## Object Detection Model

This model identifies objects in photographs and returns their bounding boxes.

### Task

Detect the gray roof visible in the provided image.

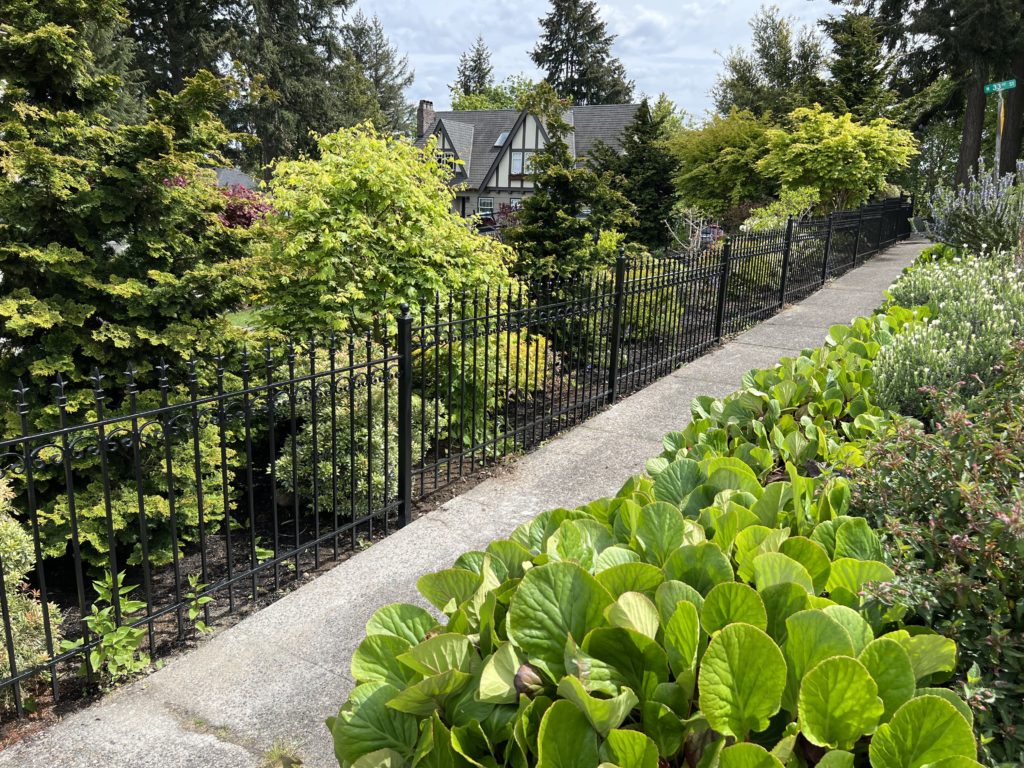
[416,103,639,191]
[215,167,257,189]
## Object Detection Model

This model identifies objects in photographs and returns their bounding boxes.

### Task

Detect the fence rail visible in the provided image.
[0,198,913,715]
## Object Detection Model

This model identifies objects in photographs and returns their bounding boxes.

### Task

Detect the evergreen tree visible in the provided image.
[589,99,679,250]
[453,36,494,97]
[226,0,381,168]
[504,84,635,278]
[126,0,226,93]
[821,11,890,120]
[713,5,827,118]
[530,0,634,105]
[343,11,415,132]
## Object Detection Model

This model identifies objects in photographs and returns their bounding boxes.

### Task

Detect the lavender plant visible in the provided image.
[925,161,1024,257]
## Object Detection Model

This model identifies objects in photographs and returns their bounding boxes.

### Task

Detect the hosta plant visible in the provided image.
[328,452,979,768]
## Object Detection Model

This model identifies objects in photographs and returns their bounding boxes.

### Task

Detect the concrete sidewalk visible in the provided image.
[0,240,924,768]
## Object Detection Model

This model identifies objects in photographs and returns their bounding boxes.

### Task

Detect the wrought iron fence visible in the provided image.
[0,198,913,716]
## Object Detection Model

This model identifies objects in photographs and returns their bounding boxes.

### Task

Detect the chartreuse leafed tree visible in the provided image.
[758,106,918,211]
[504,84,635,278]
[451,74,538,111]
[530,0,634,105]
[251,124,513,336]
[453,36,495,98]
[589,99,680,250]
[0,0,251,567]
[713,5,828,119]
[343,11,415,132]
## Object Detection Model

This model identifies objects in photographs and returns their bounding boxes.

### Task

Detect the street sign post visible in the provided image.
[985,79,1017,173]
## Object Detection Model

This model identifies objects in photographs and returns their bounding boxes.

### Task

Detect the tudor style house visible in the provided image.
[414,99,639,218]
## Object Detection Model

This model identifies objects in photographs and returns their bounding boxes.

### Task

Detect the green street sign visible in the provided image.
[985,79,1017,94]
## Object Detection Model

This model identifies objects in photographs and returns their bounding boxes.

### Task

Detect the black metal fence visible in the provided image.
[0,198,912,715]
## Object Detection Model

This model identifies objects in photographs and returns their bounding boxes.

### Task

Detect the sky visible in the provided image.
[353,0,836,116]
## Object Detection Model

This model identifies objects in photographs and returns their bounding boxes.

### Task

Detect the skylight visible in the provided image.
[494,131,509,147]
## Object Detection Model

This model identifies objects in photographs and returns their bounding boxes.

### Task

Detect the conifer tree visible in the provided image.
[126,0,226,93]
[821,11,890,120]
[453,36,495,97]
[343,11,415,132]
[530,0,634,105]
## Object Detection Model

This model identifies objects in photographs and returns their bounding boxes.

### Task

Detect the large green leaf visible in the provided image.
[386,669,473,716]
[797,656,883,750]
[418,568,482,613]
[815,751,854,768]
[655,580,704,623]
[701,582,767,633]
[833,518,882,561]
[704,457,764,497]
[641,700,686,757]
[537,699,600,768]
[752,552,815,595]
[605,592,660,640]
[351,748,407,768]
[329,682,420,765]
[509,562,614,680]
[635,502,686,566]
[652,458,705,505]
[719,743,784,768]
[594,546,641,573]
[596,562,664,598]
[664,542,734,595]
[825,558,894,595]
[399,633,476,676]
[735,526,786,582]
[896,632,957,683]
[820,605,873,655]
[697,623,787,739]
[600,729,659,768]
[351,634,418,686]
[663,600,700,677]
[782,610,855,711]
[778,537,831,594]
[915,688,974,728]
[584,627,669,703]
[485,540,534,580]
[563,637,627,696]
[365,603,440,645]
[413,712,462,768]
[556,675,638,737]
[759,582,810,644]
[547,519,614,571]
[868,695,977,768]
[478,642,523,704]
[858,638,915,721]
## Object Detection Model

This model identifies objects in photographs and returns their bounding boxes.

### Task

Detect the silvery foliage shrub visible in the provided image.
[873,256,1024,416]
[925,161,1024,257]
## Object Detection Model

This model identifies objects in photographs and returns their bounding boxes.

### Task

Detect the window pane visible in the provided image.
[510,151,523,175]
[478,198,494,214]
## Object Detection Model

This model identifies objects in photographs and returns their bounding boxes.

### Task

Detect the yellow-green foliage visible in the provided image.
[252,124,514,336]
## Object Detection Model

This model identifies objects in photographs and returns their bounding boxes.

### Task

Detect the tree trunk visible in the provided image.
[956,65,988,184]
[999,53,1024,175]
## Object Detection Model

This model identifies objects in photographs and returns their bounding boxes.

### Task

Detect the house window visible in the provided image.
[510,150,534,177]
[495,131,509,147]
[478,197,494,215]
[436,150,457,169]
[509,198,522,210]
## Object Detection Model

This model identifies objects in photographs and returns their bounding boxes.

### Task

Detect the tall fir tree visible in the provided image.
[821,11,890,120]
[453,36,494,97]
[126,0,226,93]
[588,99,679,250]
[713,5,827,118]
[530,0,634,105]
[226,0,381,169]
[343,11,415,132]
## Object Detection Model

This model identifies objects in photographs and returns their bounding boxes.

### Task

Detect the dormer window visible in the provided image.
[510,150,535,177]
[436,150,458,170]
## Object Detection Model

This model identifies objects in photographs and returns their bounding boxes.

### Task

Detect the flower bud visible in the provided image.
[513,663,545,698]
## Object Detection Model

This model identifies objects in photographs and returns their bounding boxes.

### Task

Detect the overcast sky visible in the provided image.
[352,0,835,116]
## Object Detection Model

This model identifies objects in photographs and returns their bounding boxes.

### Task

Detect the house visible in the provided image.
[414,99,639,218]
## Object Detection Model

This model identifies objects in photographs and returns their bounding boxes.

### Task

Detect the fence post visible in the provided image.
[874,207,884,253]
[853,208,865,267]
[714,237,732,343]
[820,213,835,285]
[778,215,794,310]
[607,247,627,405]
[397,304,413,527]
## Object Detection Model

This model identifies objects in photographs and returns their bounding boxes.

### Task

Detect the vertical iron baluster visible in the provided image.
[186,361,211,626]
[715,238,732,343]
[155,364,185,639]
[432,296,441,491]
[511,286,524,451]
[381,331,391,533]
[469,289,480,468]
[329,336,339,558]
[607,248,627,405]
[364,332,374,539]
[125,367,155,658]
[445,295,454,485]
[458,293,468,476]
[481,289,491,462]
[0,541,22,715]
[264,346,281,590]
[492,286,502,459]
[347,338,357,549]
[501,286,513,456]
[287,343,301,575]
[90,371,121,626]
[821,215,835,284]
[214,359,234,613]
[15,381,58,701]
[397,305,413,528]
[241,349,258,600]
[308,339,320,570]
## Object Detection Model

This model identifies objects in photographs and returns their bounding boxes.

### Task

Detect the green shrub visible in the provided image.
[873,257,1024,417]
[850,346,1024,766]
[742,186,820,232]
[925,164,1024,257]
[0,479,60,709]
[328,453,978,767]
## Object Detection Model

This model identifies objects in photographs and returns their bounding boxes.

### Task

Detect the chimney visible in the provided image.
[417,99,435,138]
